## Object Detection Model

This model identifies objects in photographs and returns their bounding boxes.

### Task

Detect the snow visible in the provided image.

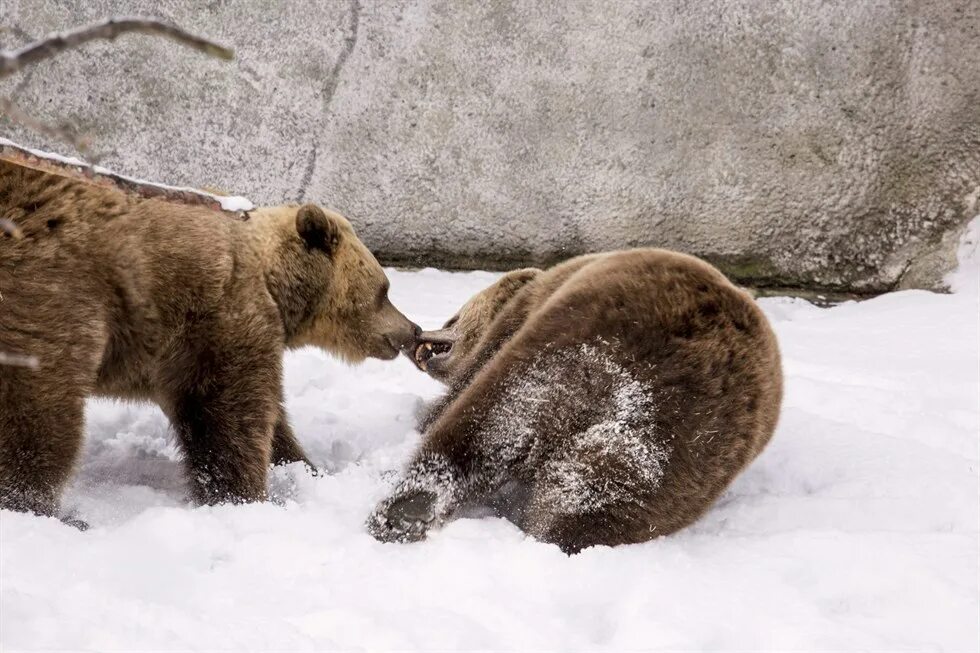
[0,137,255,213]
[213,194,255,213]
[2,247,979,650]
[948,214,980,295]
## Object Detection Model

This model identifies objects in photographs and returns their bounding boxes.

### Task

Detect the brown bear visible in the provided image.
[367,249,782,553]
[0,158,419,522]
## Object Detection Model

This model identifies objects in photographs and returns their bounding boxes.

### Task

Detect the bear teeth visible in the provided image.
[414,342,431,369]
[414,341,450,372]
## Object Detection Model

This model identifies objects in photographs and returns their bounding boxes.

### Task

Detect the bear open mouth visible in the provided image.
[414,340,452,371]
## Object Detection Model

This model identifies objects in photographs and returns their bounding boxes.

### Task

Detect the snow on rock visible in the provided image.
[1,266,978,651]
[0,136,90,168]
[0,137,255,213]
[213,194,255,213]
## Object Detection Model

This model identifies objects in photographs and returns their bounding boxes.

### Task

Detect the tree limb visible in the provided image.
[0,217,23,239]
[0,351,39,369]
[0,16,233,79]
[0,97,94,157]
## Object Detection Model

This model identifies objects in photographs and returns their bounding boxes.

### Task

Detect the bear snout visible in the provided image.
[382,317,420,358]
[371,296,420,359]
[384,327,416,354]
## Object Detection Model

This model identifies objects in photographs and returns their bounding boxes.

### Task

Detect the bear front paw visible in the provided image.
[367,490,439,543]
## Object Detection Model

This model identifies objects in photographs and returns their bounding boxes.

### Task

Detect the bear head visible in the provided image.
[411,267,541,383]
[259,204,419,362]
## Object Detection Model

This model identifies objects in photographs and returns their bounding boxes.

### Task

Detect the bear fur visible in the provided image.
[368,249,782,553]
[0,159,418,520]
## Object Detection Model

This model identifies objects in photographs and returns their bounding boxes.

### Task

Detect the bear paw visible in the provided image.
[60,514,89,531]
[367,490,439,543]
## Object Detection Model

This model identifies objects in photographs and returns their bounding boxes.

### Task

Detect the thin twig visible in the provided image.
[0,16,233,78]
[0,97,94,158]
[0,217,23,239]
[0,351,39,369]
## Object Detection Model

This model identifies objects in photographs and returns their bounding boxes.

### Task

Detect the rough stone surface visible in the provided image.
[2,0,978,292]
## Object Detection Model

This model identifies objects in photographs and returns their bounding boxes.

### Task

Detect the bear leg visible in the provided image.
[166,372,280,505]
[520,432,667,554]
[366,453,466,543]
[159,320,287,505]
[0,376,85,518]
[524,507,627,555]
[270,406,315,472]
[174,417,273,504]
[521,483,653,554]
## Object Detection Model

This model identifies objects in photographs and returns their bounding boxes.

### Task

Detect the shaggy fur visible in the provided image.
[0,159,417,519]
[368,250,782,553]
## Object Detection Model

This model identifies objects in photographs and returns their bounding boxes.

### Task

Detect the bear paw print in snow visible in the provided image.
[367,490,440,543]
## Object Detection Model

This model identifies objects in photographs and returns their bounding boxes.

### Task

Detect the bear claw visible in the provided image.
[60,515,89,531]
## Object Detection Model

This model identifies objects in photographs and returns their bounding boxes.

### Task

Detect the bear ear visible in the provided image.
[296,204,340,254]
[502,268,541,291]
[492,268,540,304]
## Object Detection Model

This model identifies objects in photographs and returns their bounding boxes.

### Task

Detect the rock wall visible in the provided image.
[2,0,978,292]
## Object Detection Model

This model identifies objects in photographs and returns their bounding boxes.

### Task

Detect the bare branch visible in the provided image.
[0,16,233,79]
[0,351,39,369]
[0,97,95,158]
[0,17,232,156]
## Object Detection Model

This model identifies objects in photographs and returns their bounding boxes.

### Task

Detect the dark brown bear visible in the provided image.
[0,158,418,521]
[367,250,782,553]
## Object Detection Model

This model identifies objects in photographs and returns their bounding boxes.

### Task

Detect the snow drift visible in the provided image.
[1,228,978,650]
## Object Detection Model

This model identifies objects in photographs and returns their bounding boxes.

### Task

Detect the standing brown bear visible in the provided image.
[0,158,418,521]
[368,250,782,553]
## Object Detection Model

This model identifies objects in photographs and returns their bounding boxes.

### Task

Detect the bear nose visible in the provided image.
[404,323,422,350]
[388,322,420,353]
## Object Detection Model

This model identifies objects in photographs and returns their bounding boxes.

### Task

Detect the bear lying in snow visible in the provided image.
[0,158,418,521]
[368,249,783,553]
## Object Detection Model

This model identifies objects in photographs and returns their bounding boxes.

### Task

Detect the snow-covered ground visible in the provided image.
[2,229,978,651]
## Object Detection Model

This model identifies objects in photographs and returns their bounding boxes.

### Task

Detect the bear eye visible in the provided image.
[443,315,459,329]
[377,281,390,307]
